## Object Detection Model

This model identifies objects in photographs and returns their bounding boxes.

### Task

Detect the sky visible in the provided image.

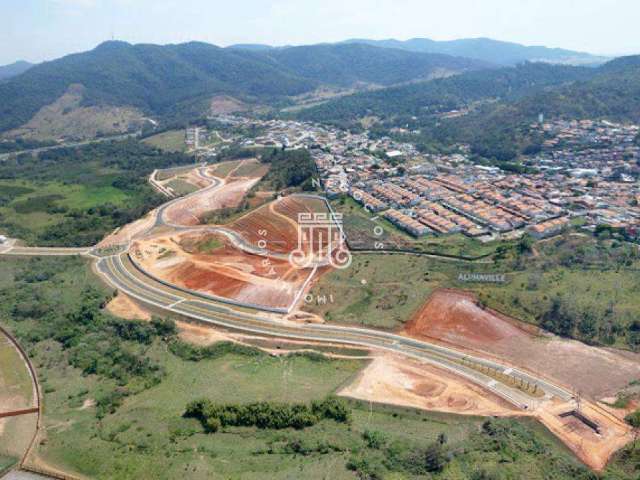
[1,0,639,64]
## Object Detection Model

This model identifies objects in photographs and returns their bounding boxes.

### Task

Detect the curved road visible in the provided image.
[2,162,576,412]
[95,252,574,410]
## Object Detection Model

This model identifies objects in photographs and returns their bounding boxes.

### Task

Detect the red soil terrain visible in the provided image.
[404,289,640,400]
[132,232,313,311]
[231,196,333,256]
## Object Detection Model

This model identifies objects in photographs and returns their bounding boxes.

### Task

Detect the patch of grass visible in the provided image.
[305,253,456,329]
[210,159,245,177]
[0,333,34,406]
[0,455,17,474]
[142,130,186,152]
[165,178,198,196]
[195,236,224,254]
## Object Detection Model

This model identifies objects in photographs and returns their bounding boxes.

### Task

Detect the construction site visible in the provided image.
[123,161,639,471]
[4,158,636,475]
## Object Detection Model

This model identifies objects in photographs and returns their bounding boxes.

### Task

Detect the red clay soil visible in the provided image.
[133,232,312,310]
[230,196,332,255]
[170,247,309,309]
[404,289,640,400]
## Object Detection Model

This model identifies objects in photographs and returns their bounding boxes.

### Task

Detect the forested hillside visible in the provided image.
[0,41,488,135]
[0,41,315,133]
[341,37,606,66]
[297,62,596,123]
[257,43,490,87]
[298,56,640,161]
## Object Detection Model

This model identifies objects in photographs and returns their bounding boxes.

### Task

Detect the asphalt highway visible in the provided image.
[1,162,576,412]
[96,252,575,410]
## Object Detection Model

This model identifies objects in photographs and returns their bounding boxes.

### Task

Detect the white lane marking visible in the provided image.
[168,299,185,309]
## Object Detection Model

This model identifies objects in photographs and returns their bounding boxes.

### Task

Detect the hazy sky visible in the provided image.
[2,0,638,64]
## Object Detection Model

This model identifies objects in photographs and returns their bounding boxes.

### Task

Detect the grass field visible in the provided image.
[210,159,246,178]
[142,130,186,152]
[0,455,17,474]
[0,334,34,408]
[165,178,199,196]
[306,253,486,329]
[0,256,626,479]
[0,176,134,244]
[0,328,36,461]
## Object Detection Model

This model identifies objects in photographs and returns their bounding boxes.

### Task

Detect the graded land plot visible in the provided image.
[231,158,270,178]
[130,231,313,310]
[163,171,263,227]
[404,289,640,401]
[230,195,333,255]
[142,130,186,152]
[208,159,246,178]
[340,354,520,417]
[164,178,199,196]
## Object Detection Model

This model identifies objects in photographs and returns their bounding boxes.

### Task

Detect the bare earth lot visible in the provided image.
[404,289,640,400]
[131,231,313,310]
[340,353,520,417]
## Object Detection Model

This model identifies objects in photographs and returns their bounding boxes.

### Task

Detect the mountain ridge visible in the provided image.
[0,40,488,134]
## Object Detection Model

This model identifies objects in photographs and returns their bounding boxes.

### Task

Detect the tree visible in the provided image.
[625,410,640,428]
[517,233,534,254]
[423,443,447,473]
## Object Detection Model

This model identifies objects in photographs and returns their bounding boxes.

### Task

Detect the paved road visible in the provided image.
[0,133,139,161]
[0,246,91,256]
[96,252,574,410]
[2,161,576,412]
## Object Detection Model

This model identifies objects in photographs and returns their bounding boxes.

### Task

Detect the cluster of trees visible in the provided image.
[537,293,636,347]
[0,257,181,416]
[259,147,318,191]
[168,339,264,362]
[0,138,55,154]
[345,417,595,480]
[0,139,195,246]
[184,396,350,432]
[298,56,640,163]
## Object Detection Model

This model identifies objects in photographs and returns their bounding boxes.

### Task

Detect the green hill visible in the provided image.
[0,41,488,135]
[341,37,608,66]
[297,62,597,123]
[297,56,640,161]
